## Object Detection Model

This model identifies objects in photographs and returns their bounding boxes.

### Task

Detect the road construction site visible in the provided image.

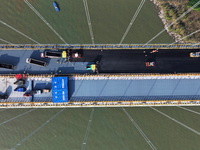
[1,44,200,74]
[0,44,200,107]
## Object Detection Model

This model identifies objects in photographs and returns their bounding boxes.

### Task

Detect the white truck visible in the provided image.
[26,58,47,67]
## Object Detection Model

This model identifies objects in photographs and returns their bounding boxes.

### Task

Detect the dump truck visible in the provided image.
[41,51,62,58]
[86,64,96,71]
[86,63,99,73]
[190,52,200,57]
[26,58,47,67]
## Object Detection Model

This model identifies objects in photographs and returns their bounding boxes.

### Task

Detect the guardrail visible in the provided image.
[70,73,200,79]
[0,100,200,108]
[3,73,200,78]
[0,74,55,78]
[0,44,200,50]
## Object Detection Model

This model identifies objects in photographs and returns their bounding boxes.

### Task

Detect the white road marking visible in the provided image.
[122,107,157,150]
[119,0,145,44]
[144,0,200,45]
[24,0,68,45]
[82,0,95,44]
[0,38,13,44]
[11,109,64,150]
[178,106,200,116]
[150,107,200,135]
[81,108,94,150]
[0,109,36,126]
[0,20,40,44]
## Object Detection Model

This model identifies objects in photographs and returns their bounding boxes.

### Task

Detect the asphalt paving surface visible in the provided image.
[70,49,200,73]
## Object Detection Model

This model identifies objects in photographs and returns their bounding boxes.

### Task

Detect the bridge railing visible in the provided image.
[0,44,200,50]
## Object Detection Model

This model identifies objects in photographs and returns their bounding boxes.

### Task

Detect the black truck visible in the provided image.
[41,51,62,58]
[0,94,8,99]
[0,63,14,70]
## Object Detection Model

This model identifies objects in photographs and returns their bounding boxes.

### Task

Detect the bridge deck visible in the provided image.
[0,48,200,74]
[71,49,200,73]
[69,77,200,101]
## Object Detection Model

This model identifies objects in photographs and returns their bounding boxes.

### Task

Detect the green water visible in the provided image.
[1,1,197,150]
[0,107,200,150]
[0,0,173,44]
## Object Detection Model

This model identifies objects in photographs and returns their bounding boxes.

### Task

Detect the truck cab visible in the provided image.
[86,64,96,71]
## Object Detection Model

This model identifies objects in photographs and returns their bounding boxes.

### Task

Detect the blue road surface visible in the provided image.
[0,50,89,74]
[69,79,200,101]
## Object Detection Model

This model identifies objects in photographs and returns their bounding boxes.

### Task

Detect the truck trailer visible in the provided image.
[26,58,47,67]
[41,51,62,58]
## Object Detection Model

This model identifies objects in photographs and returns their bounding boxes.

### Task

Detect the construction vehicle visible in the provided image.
[86,64,96,71]
[86,61,99,73]
[72,52,82,58]
[86,63,99,73]
[150,49,158,53]
[26,58,47,67]
[0,63,15,70]
[190,52,200,57]
[0,94,8,99]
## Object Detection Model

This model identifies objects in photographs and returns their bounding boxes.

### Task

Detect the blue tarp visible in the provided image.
[52,77,68,103]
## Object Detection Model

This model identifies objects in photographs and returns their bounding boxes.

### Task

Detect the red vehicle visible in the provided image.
[146,62,155,67]
[23,93,31,97]
[15,74,26,80]
[72,52,81,58]
[150,49,158,53]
